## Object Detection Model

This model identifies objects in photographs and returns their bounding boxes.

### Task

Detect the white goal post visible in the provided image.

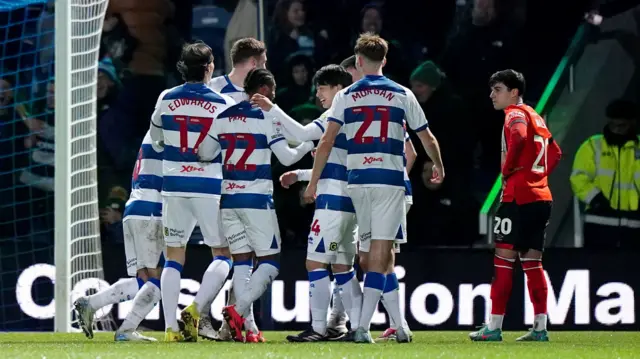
[54,0,111,332]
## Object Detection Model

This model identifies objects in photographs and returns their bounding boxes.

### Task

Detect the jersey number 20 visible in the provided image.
[352,106,390,143]
[532,135,548,174]
[219,133,257,171]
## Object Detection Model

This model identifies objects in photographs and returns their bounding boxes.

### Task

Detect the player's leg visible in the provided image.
[516,201,552,342]
[224,207,280,343]
[329,214,361,339]
[220,208,254,342]
[115,219,164,341]
[287,209,336,342]
[161,197,196,341]
[357,188,404,343]
[379,202,411,343]
[182,196,232,341]
[469,203,519,342]
[74,218,147,339]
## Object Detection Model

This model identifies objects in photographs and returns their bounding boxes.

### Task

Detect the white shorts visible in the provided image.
[306,208,357,266]
[162,196,226,248]
[123,218,164,276]
[359,200,410,253]
[221,207,281,257]
[348,186,405,249]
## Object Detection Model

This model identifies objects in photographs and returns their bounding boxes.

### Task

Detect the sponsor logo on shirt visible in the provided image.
[363,156,383,165]
[225,182,246,191]
[181,165,204,173]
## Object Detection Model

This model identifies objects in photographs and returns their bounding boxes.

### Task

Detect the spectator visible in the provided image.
[99,13,137,71]
[97,58,122,116]
[275,53,314,112]
[409,61,474,192]
[351,3,410,82]
[0,76,29,240]
[570,99,640,249]
[100,186,127,243]
[268,0,330,81]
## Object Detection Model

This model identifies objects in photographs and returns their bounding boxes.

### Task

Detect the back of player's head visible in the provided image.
[244,68,276,96]
[354,33,388,63]
[177,41,213,82]
[489,69,526,97]
[313,65,352,89]
[340,55,356,70]
[230,38,267,66]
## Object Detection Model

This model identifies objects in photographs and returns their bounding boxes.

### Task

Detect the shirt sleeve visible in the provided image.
[404,90,428,132]
[270,140,314,166]
[267,105,324,141]
[265,115,287,147]
[324,91,346,127]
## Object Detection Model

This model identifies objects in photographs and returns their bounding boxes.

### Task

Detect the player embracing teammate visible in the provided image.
[470,70,562,342]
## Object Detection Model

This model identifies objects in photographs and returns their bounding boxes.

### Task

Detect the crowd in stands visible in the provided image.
[0,0,604,249]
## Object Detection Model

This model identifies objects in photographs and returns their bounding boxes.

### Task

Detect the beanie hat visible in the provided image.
[410,61,444,88]
[98,57,122,88]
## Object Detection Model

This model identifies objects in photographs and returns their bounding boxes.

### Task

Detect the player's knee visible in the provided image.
[212,246,231,259]
[165,246,186,264]
[232,252,253,263]
[494,247,518,260]
[332,263,351,274]
[136,269,149,282]
[306,259,327,272]
[520,248,543,261]
[358,254,369,273]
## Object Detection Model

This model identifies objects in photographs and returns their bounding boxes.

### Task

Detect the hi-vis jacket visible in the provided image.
[570,134,640,212]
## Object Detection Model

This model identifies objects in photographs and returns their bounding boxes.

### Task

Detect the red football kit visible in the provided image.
[500,104,562,204]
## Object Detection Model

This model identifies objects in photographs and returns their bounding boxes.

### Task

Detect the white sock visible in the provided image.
[119,278,161,332]
[193,256,232,315]
[534,314,547,331]
[488,314,504,331]
[88,277,141,310]
[218,283,235,333]
[235,261,279,326]
[335,270,362,329]
[231,260,257,332]
[161,261,182,331]
[360,272,386,330]
[381,273,405,330]
[308,269,331,335]
[330,284,345,317]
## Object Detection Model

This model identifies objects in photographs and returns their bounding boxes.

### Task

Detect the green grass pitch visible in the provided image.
[0,331,639,358]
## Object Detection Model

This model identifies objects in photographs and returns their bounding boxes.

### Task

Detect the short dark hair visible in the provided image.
[230,38,266,65]
[606,99,638,120]
[313,65,352,89]
[176,41,213,82]
[244,68,276,95]
[340,55,356,69]
[489,69,526,97]
[354,33,388,63]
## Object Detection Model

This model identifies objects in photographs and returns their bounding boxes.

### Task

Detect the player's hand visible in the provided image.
[431,165,444,184]
[303,182,317,204]
[100,207,122,225]
[250,93,273,112]
[280,171,298,189]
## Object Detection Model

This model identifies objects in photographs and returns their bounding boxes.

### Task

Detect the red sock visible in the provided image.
[522,259,548,314]
[490,255,514,315]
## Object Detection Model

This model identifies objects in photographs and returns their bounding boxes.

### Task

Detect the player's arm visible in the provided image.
[280,169,312,189]
[405,91,444,182]
[197,134,221,162]
[501,112,528,178]
[149,91,167,152]
[270,138,314,166]
[405,135,417,174]
[547,138,562,174]
[253,93,324,142]
[308,121,340,188]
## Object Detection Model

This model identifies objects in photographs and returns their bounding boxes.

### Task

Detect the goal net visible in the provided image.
[0,0,114,332]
